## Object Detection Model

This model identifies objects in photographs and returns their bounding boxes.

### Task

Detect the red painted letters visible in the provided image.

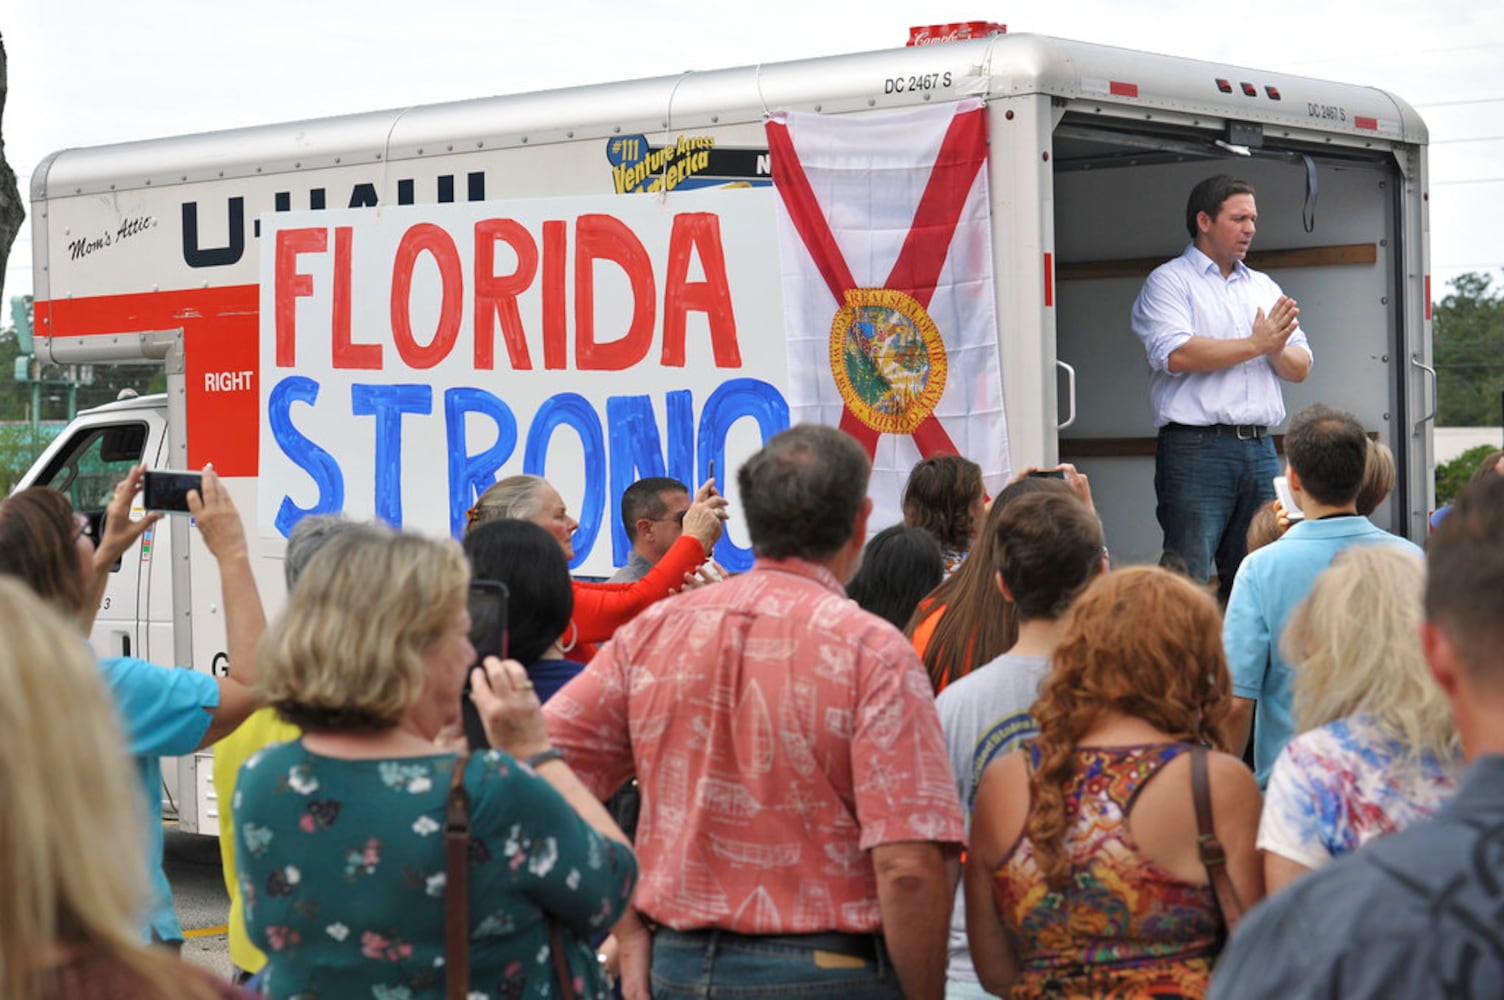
[662,213,740,368]
[273,212,741,374]
[390,224,464,369]
[274,228,327,367]
[574,214,655,371]
[474,219,538,370]
[331,226,381,369]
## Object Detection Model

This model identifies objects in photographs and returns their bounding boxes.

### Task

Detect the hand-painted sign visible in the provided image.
[258,190,789,575]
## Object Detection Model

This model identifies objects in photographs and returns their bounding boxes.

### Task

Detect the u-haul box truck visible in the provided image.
[19,31,1432,834]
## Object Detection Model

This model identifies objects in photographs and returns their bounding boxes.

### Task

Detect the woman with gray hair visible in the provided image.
[235,528,637,998]
[467,473,727,659]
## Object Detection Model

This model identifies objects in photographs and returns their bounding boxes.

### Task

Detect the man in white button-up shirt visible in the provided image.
[1131,175,1313,603]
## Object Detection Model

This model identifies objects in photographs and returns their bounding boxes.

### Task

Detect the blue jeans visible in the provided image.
[651,928,902,999]
[1155,425,1278,604]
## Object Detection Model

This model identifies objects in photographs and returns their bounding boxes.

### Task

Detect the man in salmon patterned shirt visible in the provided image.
[544,424,966,1000]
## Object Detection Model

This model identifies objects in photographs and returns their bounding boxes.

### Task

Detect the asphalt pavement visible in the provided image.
[164,827,236,982]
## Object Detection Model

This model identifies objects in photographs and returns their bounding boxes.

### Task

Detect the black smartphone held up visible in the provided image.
[142,470,203,513]
[1028,469,1066,480]
[461,579,509,751]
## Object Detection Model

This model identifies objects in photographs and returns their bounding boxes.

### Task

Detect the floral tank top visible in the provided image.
[991,743,1221,999]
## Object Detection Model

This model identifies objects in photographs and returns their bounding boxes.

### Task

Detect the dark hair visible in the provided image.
[620,477,689,542]
[902,454,984,552]
[739,424,871,561]
[1186,175,1256,240]
[1284,404,1368,506]
[461,519,575,667]
[1425,475,1504,682]
[0,487,90,625]
[906,476,1074,691]
[846,525,945,630]
[996,492,1103,621]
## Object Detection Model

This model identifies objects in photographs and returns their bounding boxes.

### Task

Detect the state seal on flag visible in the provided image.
[828,287,948,435]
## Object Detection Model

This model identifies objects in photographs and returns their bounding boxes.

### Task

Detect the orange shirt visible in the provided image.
[568,534,708,660]
[911,600,945,664]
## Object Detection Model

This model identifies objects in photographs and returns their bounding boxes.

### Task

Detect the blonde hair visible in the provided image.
[258,530,469,731]
[466,475,547,534]
[1355,439,1396,516]
[0,579,218,1000]
[1283,545,1458,765]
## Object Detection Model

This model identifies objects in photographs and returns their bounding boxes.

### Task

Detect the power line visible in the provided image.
[1431,136,1504,145]
[1415,96,1504,108]
[1281,41,1504,68]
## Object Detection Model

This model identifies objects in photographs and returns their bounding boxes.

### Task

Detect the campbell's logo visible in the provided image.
[906,21,1005,46]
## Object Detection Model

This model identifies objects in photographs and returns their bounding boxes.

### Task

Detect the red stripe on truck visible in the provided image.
[1109,81,1140,98]
[37,286,262,477]
[1354,116,1378,131]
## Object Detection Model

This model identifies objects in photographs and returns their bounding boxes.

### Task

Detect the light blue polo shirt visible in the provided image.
[1222,517,1421,786]
[99,655,220,942]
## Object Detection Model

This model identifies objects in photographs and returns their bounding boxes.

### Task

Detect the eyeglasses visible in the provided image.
[653,510,688,526]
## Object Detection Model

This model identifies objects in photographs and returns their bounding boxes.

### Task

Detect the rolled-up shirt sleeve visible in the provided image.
[1132,266,1196,375]
[100,656,219,757]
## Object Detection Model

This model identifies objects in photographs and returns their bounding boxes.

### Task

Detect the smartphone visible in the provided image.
[461,579,509,751]
[142,470,203,513]
[1273,476,1305,521]
[1028,469,1066,479]
[708,457,716,483]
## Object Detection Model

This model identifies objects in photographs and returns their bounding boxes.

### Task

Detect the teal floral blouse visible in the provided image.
[235,742,637,999]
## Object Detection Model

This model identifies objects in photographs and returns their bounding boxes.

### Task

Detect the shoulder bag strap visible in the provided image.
[549,918,578,1000]
[1190,744,1245,934]
[445,751,472,1000]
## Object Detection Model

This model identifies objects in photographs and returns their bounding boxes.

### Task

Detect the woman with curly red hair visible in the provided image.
[964,567,1264,998]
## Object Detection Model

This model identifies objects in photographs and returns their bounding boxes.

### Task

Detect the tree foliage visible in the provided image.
[0,37,23,305]
[1434,271,1504,427]
[1435,443,1504,507]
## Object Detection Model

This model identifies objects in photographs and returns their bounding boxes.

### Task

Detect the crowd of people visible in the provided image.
[3,408,1499,999]
[2,170,1500,997]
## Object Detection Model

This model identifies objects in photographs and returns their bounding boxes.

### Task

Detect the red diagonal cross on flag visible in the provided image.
[766,104,988,459]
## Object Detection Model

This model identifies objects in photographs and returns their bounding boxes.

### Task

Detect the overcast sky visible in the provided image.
[4,0,1502,306]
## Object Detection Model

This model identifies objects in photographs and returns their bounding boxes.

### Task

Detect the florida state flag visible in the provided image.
[767,98,1009,531]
